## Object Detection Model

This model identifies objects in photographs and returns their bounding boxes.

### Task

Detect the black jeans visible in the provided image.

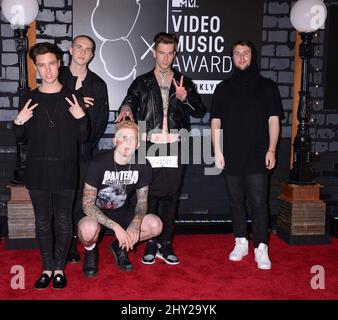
[29,189,75,270]
[72,160,90,232]
[146,141,186,242]
[224,173,269,248]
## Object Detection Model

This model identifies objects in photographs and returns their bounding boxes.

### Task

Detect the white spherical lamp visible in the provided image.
[290,0,327,33]
[1,0,39,28]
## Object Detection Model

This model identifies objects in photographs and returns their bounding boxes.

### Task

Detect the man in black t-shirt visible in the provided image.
[211,40,282,270]
[78,121,162,276]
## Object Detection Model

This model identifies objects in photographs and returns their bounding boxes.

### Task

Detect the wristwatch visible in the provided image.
[14,118,24,125]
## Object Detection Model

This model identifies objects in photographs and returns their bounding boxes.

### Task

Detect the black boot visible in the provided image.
[109,240,133,272]
[83,245,98,277]
[68,235,81,263]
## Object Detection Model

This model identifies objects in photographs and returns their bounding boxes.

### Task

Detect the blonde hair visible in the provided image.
[115,120,138,134]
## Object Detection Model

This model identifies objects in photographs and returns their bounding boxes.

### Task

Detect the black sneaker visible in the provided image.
[109,240,133,272]
[156,241,180,265]
[82,245,98,278]
[68,236,81,263]
[142,239,158,265]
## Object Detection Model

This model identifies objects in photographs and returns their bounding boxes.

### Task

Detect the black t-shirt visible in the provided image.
[86,150,152,210]
[210,74,283,175]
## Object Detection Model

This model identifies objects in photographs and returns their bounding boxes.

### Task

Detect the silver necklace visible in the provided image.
[45,97,60,128]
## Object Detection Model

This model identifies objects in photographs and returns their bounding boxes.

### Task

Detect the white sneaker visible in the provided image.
[254,243,271,270]
[229,237,248,261]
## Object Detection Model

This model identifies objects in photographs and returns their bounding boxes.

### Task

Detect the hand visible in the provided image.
[65,94,86,119]
[215,151,225,170]
[115,105,134,122]
[15,99,38,124]
[173,75,187,102]
[126,223,141,249]
[265,150,276,169]
[83,96,94,109]
[113,223,133,251]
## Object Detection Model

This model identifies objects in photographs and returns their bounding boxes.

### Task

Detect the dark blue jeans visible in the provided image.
[29,189,75,271]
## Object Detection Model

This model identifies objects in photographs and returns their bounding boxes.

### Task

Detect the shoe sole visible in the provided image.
[141,258,156,265]
[109,245,134,272]
[156,253,180,265]
[229,252,248,261]
[257,266,271,270]
[255,261,272,270]
[34,286,49,290]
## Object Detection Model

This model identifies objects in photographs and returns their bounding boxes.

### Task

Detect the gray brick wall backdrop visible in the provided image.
[1,0,337,236]
[1,7,19,236]
[261,0,338,231]
[261,0,338,151]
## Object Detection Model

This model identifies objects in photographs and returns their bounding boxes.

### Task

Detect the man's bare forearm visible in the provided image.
[268,116,280,152]
[211,118,222,154]
[82,183,117,230]
[129,186,148,231]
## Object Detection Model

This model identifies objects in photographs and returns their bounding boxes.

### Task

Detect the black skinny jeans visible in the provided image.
[224,173,269,248]
[29,189,74,271]
[146,141,186,243]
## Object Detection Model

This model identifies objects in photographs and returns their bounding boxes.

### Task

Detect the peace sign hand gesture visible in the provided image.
[173,75,187,102]
[14,99,38,125]
[65,94,86,119]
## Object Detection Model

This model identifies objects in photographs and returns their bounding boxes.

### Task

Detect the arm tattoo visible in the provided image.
[82,183,117,230]
[129,185,148,231]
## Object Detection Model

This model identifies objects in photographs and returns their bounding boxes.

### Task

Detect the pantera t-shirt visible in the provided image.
[85,150,152,210]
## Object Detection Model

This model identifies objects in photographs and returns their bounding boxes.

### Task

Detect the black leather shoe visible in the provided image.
[53,273,67,290]
[109,240,133,272]
[83,246,98,277]
[34,272,53,290]
[67,236,81,263]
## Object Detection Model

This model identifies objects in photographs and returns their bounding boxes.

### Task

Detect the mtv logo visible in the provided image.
[172,0,198,8]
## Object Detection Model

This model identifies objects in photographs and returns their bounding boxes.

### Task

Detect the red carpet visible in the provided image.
[0,234,337,300]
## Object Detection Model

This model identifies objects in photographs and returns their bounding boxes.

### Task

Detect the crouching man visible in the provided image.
[78,120,162,276]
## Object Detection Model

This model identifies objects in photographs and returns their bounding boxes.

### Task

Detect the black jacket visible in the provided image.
[59,66,109,160]
[119,68,206,131]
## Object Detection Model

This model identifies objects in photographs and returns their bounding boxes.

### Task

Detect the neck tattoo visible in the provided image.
[156,69,172,87]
